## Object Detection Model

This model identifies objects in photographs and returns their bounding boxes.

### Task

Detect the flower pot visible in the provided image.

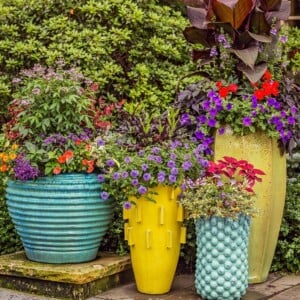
[213,128,286,283]
[195,215,250,300]
[123,185,186,294]
[5,173,113,264]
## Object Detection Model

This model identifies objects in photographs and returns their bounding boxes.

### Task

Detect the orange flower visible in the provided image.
[53,166,62,175]
[75,140,82,145]
[57,150,74,164]
[11,144,19,150]
[82,159,95,173]
[0,165,8,172]
[2,154,8,162]
[85,144,91,151]
[57,155,66,164]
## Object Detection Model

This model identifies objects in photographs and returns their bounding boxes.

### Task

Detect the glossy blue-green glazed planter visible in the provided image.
[195,215,250,300]
[6,173,113,264]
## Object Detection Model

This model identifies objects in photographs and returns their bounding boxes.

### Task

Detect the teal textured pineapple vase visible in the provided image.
[5,173,113,264]
[195,215,250,300]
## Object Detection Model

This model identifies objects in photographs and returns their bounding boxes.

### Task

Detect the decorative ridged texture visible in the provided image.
[123,185,186,294]
[6,173,113,264]
[214,127,286,283]
[195,216,250,300]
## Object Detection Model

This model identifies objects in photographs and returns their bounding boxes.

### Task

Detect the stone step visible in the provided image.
[0,251,133,300]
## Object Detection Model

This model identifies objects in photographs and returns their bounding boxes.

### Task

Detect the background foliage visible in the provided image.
[0,0,192,125]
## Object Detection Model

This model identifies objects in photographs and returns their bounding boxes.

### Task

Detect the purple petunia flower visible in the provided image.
[106,159,115,167]
[101,191,109,200]
[243,116,252,126]
[270,28,277,35]
[207,118,216,127]
[97,139,105,146]
[288,116,296,125]
[169,174,177,183]
[210,47,218,57]
[124,157,131,163]
[218,127,225,135]
[171,167,179,175]
[226,103,233,110]
[196,115,207,124]
[138,185,147,195]
[97,174,105,182]
[182,161,192,171]
[130,170,139,178]
[157,171,166,183]
[167,160,176,168]
[170,153,176,160]
[123,201,132,210]
[142,164,148,171]
[151,147,161,154]
[202,100,211,111]
[195,130,205,140]
[112,172,120,180]
[122,171,129,178]
[280,35,288,43]
[291,105,297,115]
[180,113,192,126]
[131,179,139,186]
[143,173,151,181]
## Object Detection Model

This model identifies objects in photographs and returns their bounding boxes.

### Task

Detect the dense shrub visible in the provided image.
[271,178,300,273]
[0,0,192,125]
[0,174,22,255]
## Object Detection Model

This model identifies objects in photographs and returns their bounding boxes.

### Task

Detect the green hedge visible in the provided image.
[0,174,22,255]
[0,0,192,125]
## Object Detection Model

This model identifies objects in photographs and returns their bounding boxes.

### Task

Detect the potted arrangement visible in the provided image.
[0,62,118,264]
[177,0,300,282]
[96,108,208,294]
[179,156,265,299]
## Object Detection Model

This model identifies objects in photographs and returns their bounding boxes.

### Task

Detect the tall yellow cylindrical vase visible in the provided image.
[123,185,186,294]
[213,127,286,283]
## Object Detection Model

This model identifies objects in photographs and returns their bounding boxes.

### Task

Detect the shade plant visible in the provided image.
[177,0,300,155]
[179,156,265,219]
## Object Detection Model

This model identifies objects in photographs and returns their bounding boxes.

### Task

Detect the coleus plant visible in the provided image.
[182,0,291,82]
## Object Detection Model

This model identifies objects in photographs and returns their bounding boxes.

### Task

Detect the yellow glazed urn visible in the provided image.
[213,127,286,283]
[123,185,186,294]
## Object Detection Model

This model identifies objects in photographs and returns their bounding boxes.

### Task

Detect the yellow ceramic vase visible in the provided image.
[213,127,286,283]
[123,185,186,294]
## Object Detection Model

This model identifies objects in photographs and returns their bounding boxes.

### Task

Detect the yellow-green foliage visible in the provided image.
[0,0,192,124]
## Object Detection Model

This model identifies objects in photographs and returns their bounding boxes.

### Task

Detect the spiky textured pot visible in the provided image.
[123,185,186,294]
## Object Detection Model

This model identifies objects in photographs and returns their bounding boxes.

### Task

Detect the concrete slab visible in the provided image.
[0,252,133,300]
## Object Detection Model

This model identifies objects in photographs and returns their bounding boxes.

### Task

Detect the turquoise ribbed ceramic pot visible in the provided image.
[195,215,250,300]
[5,173,113,264]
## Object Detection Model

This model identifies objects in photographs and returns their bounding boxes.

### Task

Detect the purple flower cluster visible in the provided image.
[13,155,40,181]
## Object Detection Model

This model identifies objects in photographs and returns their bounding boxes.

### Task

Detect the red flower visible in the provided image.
[263,70,272,81]
[254,89,265,100]
[219,87,230,98]
[228,84,238,93]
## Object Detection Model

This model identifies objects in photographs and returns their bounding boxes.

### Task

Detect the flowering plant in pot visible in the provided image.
[96,107,209,294]
[0,62,120,263]
[179,156,265,299]
[177,0,299,283]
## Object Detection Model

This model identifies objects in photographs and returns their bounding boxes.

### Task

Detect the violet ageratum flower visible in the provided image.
[138,185,147,195]
[130,170,139,178]
[143,173,151,181]
[131,179,139,186]
[97,174,105,182]
[13,156,40,181]
[243,116,252,126]
[101,191,109,201]
[106,159,115,167]
[123,201,132,210]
